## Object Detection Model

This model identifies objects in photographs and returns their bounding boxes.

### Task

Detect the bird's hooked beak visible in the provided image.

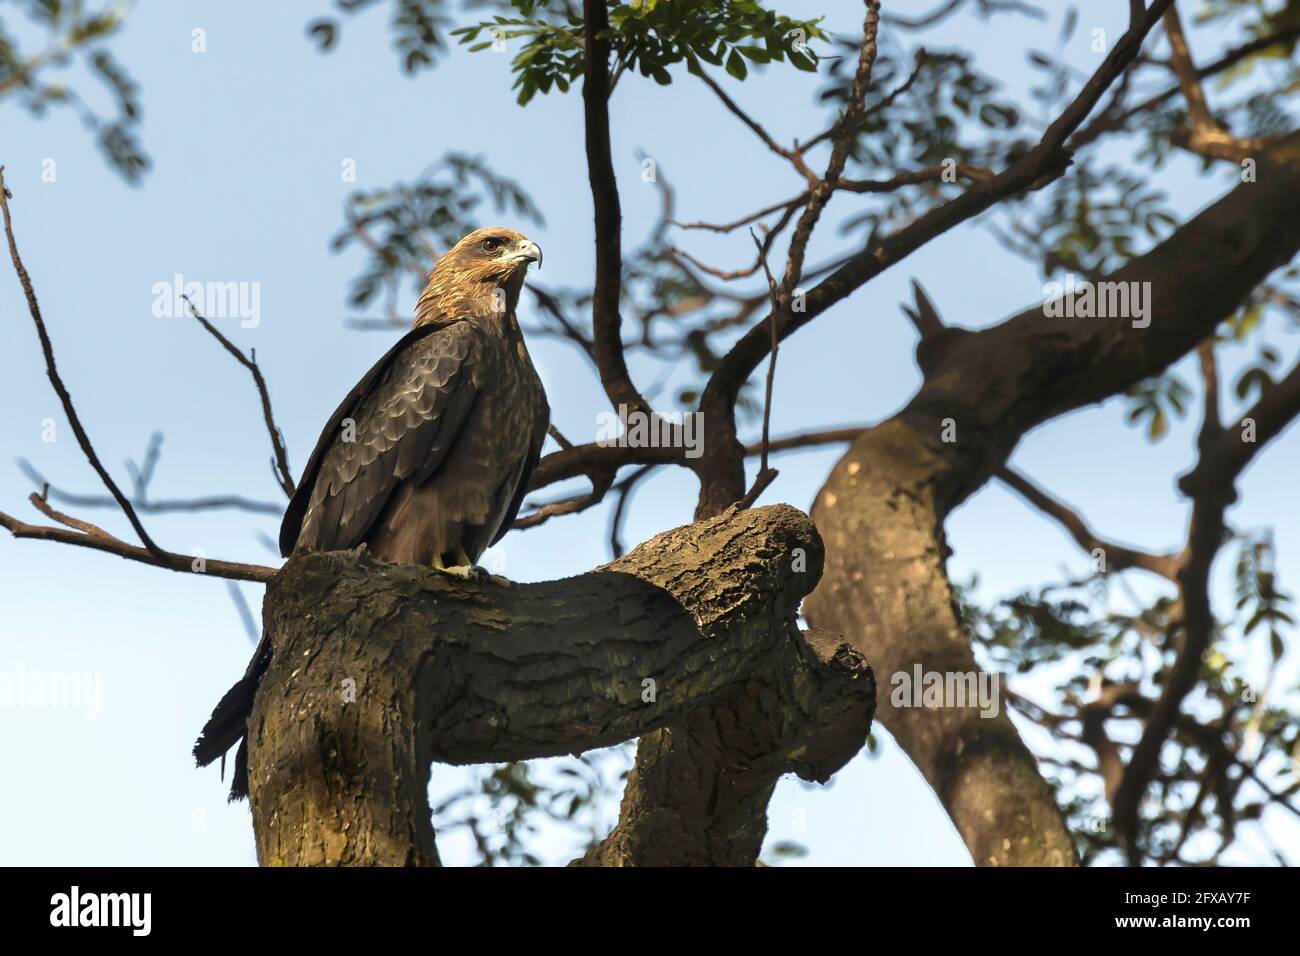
[515,239,542,270]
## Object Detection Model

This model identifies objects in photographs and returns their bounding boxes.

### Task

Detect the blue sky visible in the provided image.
[1,2,1296,865]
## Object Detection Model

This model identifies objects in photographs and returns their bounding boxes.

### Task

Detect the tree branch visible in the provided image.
[18,454,284,516]
[806,127,1300,865]
[697,0,1178,501]
[0,493,275,583]
[1113,351,1300,860]
[182,295,295,498]
[245,504,874,865]
[996,466,1181,580]
[581,0,649,416]
[1,165,162,553]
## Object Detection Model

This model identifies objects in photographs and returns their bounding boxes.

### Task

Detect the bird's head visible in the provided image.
[415,227,542,327]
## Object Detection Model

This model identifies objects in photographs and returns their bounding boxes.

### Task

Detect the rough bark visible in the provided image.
[805,131,1300,865]
[573,628,872,866]
[246,504,874,866]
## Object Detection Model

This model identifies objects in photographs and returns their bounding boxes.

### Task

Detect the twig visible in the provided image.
[996,466,1181,580]
[607,464,657,559]
[226,581,262,644]
[515,471,614,530]
[547,425,575,451]
[694,68,820,183]
[743,426,865,456]
[0,493,275,583]
[1113,351,1300,861]
[0,166,162,553]
[182,295,295,498]
[748,228,781,498]
[1071,23,1300,150]
[0,168,277,584]
[19,456,283,516]
[799,48,927,156]
[703,0,1178,411]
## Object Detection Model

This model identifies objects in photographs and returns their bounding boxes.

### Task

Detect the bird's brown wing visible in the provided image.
[490,405,548,547]
[279,319,481,556]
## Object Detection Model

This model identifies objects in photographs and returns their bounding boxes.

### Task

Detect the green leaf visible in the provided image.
[788,47,816,71]
[725,48,748,80]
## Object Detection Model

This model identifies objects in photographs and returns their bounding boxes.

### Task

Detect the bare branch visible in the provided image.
[798,48,927,157]
[0,166,162,554]
[1162,5,1213,128]
[671,191,809,235]
[514,472,614,530]
[693,68,820,183]
[607,464,657,559]
[1071,22,1300,150]
[838,163,993,193]
[1114,351,1300,861]
[182,295,296,498]
[18,453,283,517]
[996,466,1181,580]
[1,494,275,583]
[746,228,782,502]
[702,0,1179,424]
[744,426,865,456]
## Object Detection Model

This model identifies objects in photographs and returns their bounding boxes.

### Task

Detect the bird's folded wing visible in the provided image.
[280,319,481,556]
[490,404,549,547]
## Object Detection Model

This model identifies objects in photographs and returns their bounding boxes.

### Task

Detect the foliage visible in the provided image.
[431,746,632,865]
[307,0,455,74]
[453,0,827,104]
[960,556,1298,866]
[0,0,148,182]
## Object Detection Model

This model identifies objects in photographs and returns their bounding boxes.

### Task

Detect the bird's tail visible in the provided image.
[193,633,272,801]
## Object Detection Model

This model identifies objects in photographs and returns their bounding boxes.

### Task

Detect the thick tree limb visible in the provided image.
[804,130,1300,865]
[571,626,871,866]
[245,504,873,866]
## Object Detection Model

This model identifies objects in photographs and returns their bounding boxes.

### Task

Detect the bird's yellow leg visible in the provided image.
[431,548,477,578]
[431,548,512,586]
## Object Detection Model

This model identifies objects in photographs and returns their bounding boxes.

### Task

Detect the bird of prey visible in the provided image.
[194,227,550,797]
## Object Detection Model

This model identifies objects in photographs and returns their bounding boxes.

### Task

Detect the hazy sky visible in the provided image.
[1,2,1296,866]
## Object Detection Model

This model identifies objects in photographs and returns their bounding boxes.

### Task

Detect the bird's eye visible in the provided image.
[481,237,502,253]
